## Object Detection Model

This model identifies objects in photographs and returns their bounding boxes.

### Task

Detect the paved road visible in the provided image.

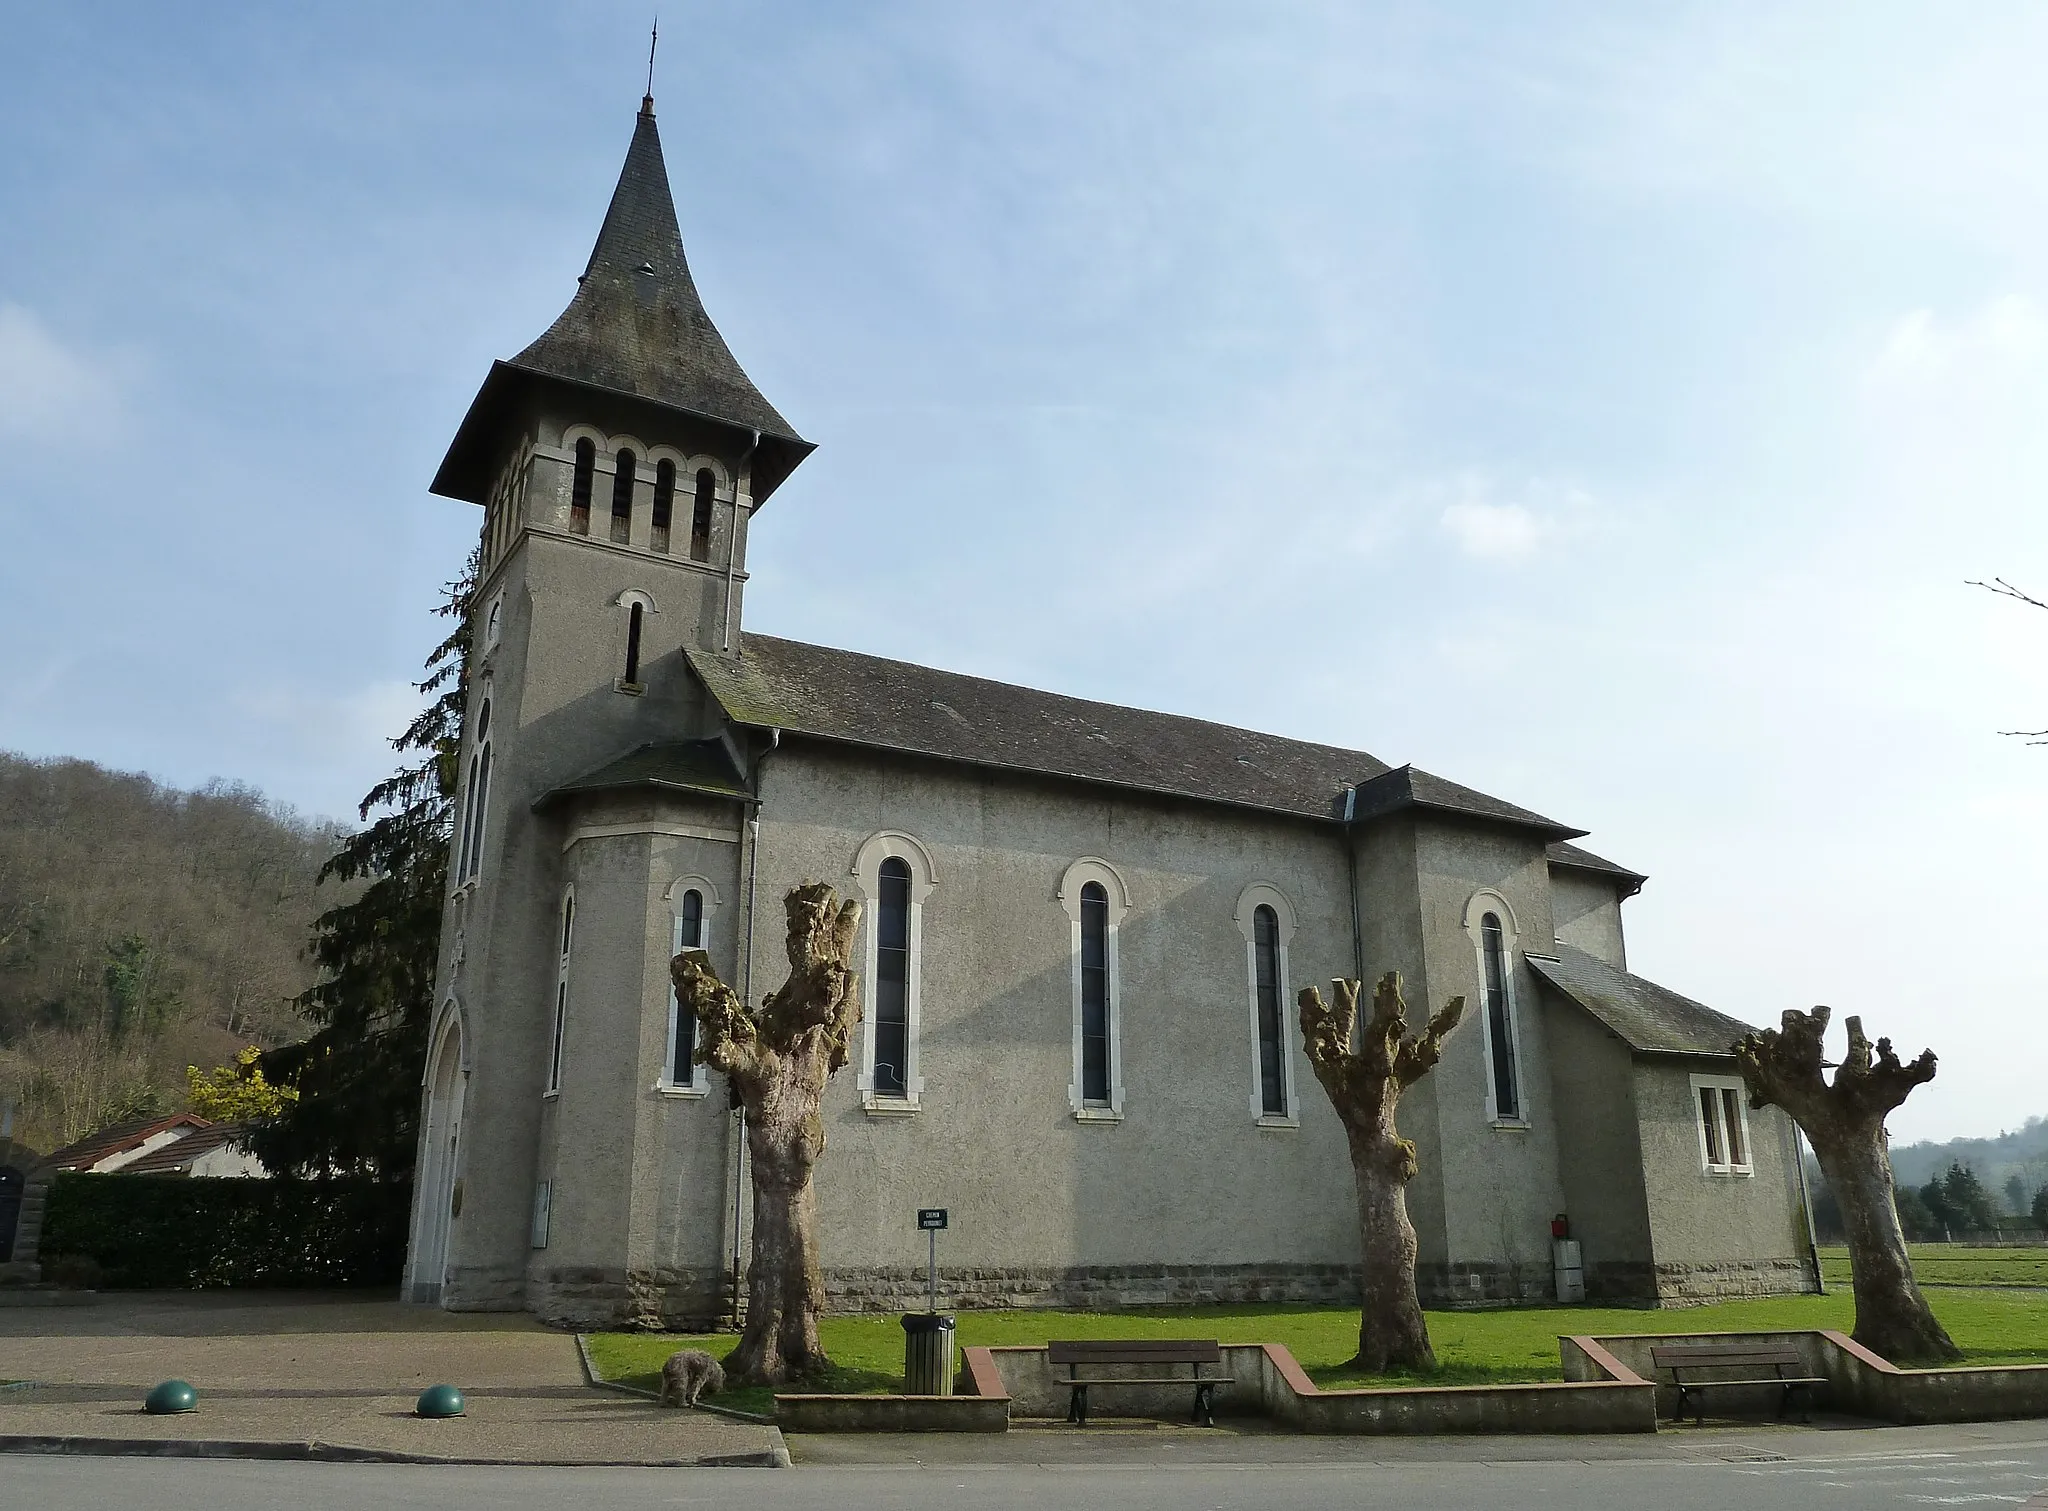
[11,1432,2048,1511]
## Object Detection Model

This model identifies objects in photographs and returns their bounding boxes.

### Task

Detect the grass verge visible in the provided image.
[584,1286,2048,1413]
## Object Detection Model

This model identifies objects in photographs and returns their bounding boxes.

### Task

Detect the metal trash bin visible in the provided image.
[902,1312,956,1396]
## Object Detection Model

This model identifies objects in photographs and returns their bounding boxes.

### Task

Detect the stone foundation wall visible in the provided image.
[525,1264,730,1329]
[821,1262,1364,1314]
[1651,1257,1814,1303]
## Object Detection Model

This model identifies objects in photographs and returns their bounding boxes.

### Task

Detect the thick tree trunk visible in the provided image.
[1299,974,1464,1376]
[1349,1124,1435,1373]
[1811,1131,1958,1363]
[672,882,863,1389]
[1734,1006,1960,1365]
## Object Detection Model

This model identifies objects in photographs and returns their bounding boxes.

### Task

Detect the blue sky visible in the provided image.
[3,3,2044,1144]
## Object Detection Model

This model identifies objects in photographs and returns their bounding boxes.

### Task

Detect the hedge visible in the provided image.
[40,1172,411,1288]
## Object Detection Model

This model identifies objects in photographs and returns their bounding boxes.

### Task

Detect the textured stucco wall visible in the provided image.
[1550,871,1627,969]
[737,741,1364,1289]
[1540,996,1654,1295]
[1634,1061,1813,1299]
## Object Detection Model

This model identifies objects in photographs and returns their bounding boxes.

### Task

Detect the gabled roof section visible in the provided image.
[119,1123,248,1176]
[688,635,1390,820]
[1547,840,1649,898]
[1349,765,1587,841]
[1528,944,1754,1059]
[533,738,750,812]
[45,1113,209,1172]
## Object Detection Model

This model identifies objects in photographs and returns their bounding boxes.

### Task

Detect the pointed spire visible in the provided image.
[508,101,802,444]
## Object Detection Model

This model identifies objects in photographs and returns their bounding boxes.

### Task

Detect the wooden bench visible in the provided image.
[1650,1344,1826,1425]
[1047,1340,1234,1427]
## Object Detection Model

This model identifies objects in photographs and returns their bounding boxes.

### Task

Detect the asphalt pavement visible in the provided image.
[10,1422,2048,1511]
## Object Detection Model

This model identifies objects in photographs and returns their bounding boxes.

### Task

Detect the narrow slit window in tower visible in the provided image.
[670,889,703,1085]
[623,602,644,686]
[690,468,715,561]
[570,438,595,535]
[611,450,636,544]
[651,460,675,554]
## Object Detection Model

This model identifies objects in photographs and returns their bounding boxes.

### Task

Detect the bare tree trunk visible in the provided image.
[672,882,861,1389]
[1300,974,1464,1375]
[1735,1007,1960,1364]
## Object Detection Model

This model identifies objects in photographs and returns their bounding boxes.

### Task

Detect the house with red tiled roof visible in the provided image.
[45,1113,260,1177]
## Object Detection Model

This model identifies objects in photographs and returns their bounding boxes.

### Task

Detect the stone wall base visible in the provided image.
[527,1264,731,1329]
[1651,1257,1815,1303]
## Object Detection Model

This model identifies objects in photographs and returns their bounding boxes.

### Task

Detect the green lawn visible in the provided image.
[584,1286,2048,1414]
[1819,1243,2048,1289]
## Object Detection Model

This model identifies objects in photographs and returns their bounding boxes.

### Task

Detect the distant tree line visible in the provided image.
[1810,1157,2048,1242]
[0,755,340,1151]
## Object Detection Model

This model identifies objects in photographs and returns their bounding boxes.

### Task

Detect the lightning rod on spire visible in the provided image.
[646,18,658,104]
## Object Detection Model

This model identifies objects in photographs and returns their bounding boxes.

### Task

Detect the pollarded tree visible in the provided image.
[1298,972,1465,1374]
[1734,1007,1961,1364]
[670,881,862,1387]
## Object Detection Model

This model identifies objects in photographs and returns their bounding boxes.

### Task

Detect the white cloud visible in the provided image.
[0,304,116,435]
[1440,499,1550,559]
[1866,295,2048,388]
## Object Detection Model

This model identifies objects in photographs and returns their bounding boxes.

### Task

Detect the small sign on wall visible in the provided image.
[918,1208,948,1230]
[531,1180,552,1249]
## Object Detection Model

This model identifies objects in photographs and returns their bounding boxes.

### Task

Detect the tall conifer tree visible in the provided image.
[248,554,475,1179]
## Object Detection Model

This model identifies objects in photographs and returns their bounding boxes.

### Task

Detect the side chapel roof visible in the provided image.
[1528,944,1755,1059]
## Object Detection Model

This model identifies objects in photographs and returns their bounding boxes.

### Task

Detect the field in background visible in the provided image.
[1819,1243,2048,1289]
[586,1286,2048,1415]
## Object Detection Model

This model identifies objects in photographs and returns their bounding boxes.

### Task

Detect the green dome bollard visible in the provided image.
[144,1380,197,1415]
[415,1384,466,1418]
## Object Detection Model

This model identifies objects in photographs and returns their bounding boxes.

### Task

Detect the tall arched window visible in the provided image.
[668,888,703,1086]
[570,437,595,535]
[610,449,636,543]
[1481,912,1520,1121]
[690,468,715,561]
[872,858,912,1097]
[623,602,645,686]
[651,459,675,554]
[1253,904,1286,1117]
[1080,882,1111,1107]
[458,698,493,883]
[547,890,573,1096]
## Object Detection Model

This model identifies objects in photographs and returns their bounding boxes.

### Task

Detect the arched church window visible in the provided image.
[1253,904,1286,1117]
[690,468,715,561]
[873,858,912,1097]
[667,888,704,1087]
[1481,912,1520,1121]
[571,438,595,535]
[623,602,645,686]
[1080,882,1112,1106]
[459,699,493,883]
[547,890,572,1096]
[651,460,676,554]
[611,449,636,544]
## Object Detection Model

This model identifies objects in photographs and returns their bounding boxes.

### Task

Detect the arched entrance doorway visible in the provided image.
[0,1167,22,1262]
[410,1011,466,1304]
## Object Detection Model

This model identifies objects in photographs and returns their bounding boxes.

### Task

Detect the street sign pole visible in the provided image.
[928,1226,937,1313]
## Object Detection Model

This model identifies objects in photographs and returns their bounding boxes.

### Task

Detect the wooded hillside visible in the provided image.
[0,752,341,1153]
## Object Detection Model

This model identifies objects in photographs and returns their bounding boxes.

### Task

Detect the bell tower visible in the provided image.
[403,91,809,1313]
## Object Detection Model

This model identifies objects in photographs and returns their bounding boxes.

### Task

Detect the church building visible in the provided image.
[403,93,1818,1325]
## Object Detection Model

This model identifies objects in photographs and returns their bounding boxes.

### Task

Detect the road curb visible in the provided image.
[0,1432,789,1468]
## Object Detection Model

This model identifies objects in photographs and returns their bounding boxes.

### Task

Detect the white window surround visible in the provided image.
[456,682,495,889]
[850,832,936,1115]
[658,876,719,1098]
[1235,883,1301,1128]
[612,589,656,694]
[1059,857,1129,1122]
[1463,889,1530,1129]
[482,591,504,653]
[1691,1073,1755,1177]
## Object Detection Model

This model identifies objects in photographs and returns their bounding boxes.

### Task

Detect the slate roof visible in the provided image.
[45,1113,209,1172]
[534,738,751,811]
[1350,766,1587,841]
[432,99,812,505]
[687,635,1393,821]
[1527,944,1754,1059]
[120,1123,247,1176]
[1547,840,1649,896]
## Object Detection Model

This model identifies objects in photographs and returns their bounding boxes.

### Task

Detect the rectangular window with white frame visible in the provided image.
[1692,1074,1753,1176]
[852,836,932,1115]
[659,883,713,1096]
[546,889,572,1097]
[1061,858,1128,1121]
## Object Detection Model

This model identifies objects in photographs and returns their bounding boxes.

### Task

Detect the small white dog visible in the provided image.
[658,1348,726,1407]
